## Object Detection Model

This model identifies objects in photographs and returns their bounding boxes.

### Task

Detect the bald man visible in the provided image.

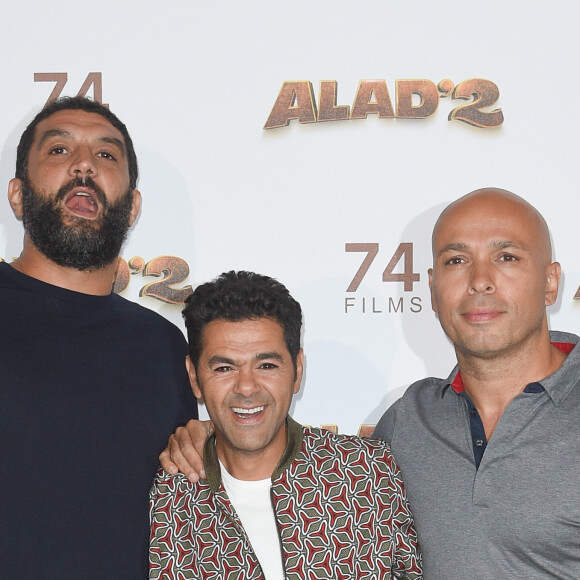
[373,188,580,579]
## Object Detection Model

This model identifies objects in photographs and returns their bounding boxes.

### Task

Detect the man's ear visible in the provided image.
[293,349,304,395]
[185,356,203,401]
[8,178,24,220]
[128,189,141,227]
[428,267,438,314]
[545,261,561,306]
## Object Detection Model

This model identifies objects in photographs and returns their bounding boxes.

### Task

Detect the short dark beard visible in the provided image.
[21,176,134,271]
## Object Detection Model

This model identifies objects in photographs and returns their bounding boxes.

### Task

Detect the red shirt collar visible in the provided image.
[451,341,575,394]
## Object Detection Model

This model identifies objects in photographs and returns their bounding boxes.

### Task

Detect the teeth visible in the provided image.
[76,192,96,204]
[233,406,264,415]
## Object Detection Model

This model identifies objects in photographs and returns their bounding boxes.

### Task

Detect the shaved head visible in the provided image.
[433,187,553,264]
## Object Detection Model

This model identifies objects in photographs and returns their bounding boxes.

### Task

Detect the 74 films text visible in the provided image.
[344,242,423,314]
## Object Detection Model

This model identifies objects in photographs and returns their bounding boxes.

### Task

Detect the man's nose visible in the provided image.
[69,145,97,179]
[468,262,495,295]
[233,367,260,397]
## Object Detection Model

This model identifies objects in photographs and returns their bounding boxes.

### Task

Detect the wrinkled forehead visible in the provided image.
[33,109,126,147]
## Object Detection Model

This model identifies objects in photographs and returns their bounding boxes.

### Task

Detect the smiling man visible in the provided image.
[0,97,197,578]
[373,188,580,578]
[149,271,422,579]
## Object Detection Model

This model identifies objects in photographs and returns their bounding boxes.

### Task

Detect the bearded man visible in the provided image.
[0,96,197,579]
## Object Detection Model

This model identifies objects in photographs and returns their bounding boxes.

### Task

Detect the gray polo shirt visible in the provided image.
[373,330,580,579]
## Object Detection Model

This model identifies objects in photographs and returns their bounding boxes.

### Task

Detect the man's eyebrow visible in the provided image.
[100,136,126,156]
[490,240,525,251]
[255,352,283,362]
[36,129,70,150]
[437,242,466,256]
[208,356,237,366]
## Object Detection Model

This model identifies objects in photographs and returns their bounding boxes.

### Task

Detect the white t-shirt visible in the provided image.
[220,461,285,580]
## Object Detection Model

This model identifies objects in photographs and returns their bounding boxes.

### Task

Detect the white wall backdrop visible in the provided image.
[2,1,579,434]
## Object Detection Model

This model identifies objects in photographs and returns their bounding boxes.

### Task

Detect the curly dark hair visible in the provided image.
[183,271,303,375]
[16,96,138,189]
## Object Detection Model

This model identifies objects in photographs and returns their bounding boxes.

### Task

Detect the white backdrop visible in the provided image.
[1,1,579,434]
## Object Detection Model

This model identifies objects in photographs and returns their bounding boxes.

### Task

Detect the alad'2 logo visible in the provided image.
[264,79,503,129]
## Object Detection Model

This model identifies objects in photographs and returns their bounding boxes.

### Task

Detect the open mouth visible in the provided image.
[64,189,99,218]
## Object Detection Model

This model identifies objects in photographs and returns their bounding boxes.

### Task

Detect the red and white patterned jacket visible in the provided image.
[149,417,422,579]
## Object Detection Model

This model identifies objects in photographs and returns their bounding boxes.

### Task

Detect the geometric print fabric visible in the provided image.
[150,421,422,579]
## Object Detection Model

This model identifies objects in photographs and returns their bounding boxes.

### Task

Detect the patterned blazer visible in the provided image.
[150,417,422,579]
